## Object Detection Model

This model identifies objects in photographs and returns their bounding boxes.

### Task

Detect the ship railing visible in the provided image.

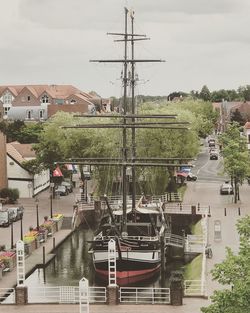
[119,287,171,304]
[184,280,206,297]
[0,288,15,304]
[27,286,106,304]
[95,235,159,242]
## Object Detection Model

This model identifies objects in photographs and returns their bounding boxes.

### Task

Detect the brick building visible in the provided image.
[0,84,98,120]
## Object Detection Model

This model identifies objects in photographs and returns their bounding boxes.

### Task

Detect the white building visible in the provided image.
[6,142,50,198]
[244,122,250,151]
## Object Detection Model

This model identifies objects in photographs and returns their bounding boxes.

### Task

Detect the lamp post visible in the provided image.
[11,222,14,249]
[35,197,39,230]
[20,215,23,241]
[50,183,54,218]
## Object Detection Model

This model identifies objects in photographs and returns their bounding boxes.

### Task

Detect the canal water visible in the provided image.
[24,225,184,288]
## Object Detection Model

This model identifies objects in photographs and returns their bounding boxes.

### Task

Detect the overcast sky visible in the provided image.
[1,0,250,97]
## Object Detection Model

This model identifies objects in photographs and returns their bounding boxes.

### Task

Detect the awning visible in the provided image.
[176,171,188,177]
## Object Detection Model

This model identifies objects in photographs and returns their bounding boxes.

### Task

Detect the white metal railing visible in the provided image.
[0,288,15,304]
[184,280,206,296]
[185,234,205,252]
[163,203,192,214]
[119,287,170,304]
[165,233,184,247]
[95,234,159,242]
[28,286,106,304]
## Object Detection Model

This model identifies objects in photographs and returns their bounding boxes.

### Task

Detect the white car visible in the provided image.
[220,181,233,195]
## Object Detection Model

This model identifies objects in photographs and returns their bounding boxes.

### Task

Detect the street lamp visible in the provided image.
[35,197,39,230]
[10,222,14,249]
[20,215,23,241]
[50,183,54,218]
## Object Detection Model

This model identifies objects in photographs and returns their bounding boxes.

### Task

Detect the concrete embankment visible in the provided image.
[0,228,73,290]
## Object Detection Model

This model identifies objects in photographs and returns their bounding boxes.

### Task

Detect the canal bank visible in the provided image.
[0,227,73,290]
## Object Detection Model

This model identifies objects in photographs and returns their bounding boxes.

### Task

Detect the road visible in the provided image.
[184,140,249,297]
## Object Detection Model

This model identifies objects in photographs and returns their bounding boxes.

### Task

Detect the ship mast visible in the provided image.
[60,8,192,236]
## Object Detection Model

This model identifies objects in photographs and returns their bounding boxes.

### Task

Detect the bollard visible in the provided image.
[43,246,45,266]
[224,208,227,216]
[53,237,56,250]
[208,206,211,217]
[238,207,241,216]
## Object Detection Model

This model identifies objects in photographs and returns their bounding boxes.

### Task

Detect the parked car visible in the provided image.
[0,210,10,227]
[55,185,68,196]
[186,172,198,181]
[7,206,24,222]
[83,171,91,180]
[208,138,216,147]
[220,181,233,195]
[61,181,73,193]
[210,149,219,160]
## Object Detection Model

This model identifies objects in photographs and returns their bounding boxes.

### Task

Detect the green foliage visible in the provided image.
[0,188,19,203]
[0,120,43,143]
[201,216,250,313]
[238,85,250,101]
[219,122,250,202]
[200,85,211,101]
[230,109,246,126]
[184,254,202,280]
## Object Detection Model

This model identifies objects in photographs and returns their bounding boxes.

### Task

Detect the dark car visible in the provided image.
[210,150,218,160]
[0,210,10,227]
[7,206,24,222]
[55,185,68,196]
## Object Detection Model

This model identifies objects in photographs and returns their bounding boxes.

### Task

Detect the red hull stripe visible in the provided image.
[95,264,160,285]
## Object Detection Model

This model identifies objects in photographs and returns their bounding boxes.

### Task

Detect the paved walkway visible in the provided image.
[0,298,209,313]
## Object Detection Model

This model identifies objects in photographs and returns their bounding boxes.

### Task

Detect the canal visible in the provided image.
[24,225,185,288]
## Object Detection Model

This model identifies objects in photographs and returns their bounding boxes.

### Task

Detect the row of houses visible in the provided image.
[0,84,111,120]
[0,84,112,198]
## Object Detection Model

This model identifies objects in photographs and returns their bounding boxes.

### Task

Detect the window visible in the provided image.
[41,95,49,103]
[26,110,32,119]
[3,92,12,104]
[39,110,44,119]
[4,107,10,115]
[70,99,76,104]
[28,96,31,101]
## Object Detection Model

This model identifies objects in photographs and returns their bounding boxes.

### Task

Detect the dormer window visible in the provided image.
[3,92,12,104]
[41,95,49,103]
[70,99,76,104]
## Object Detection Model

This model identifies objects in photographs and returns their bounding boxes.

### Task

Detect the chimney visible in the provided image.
[0,132,8,189]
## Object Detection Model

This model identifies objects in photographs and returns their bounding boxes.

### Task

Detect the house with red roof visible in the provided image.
[0,84,98,121]
[6,142,50,197]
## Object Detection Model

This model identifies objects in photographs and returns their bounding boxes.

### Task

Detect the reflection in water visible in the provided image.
[24,226,184,288]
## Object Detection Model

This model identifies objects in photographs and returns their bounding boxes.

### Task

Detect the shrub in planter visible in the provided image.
[0,188,19,203]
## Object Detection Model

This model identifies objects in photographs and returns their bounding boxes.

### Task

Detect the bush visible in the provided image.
[0,188,19,203]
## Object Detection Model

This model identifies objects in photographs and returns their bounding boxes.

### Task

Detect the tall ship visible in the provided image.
[67,8,191,286]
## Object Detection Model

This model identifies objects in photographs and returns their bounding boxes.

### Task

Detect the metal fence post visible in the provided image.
[79,277,89,313]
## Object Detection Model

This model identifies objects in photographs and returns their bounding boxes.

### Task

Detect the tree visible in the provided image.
[219,122,250,203]
[200,85,211,101]
[238,85,250,101]
[230,109,245,126]
[201,215,250,313]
